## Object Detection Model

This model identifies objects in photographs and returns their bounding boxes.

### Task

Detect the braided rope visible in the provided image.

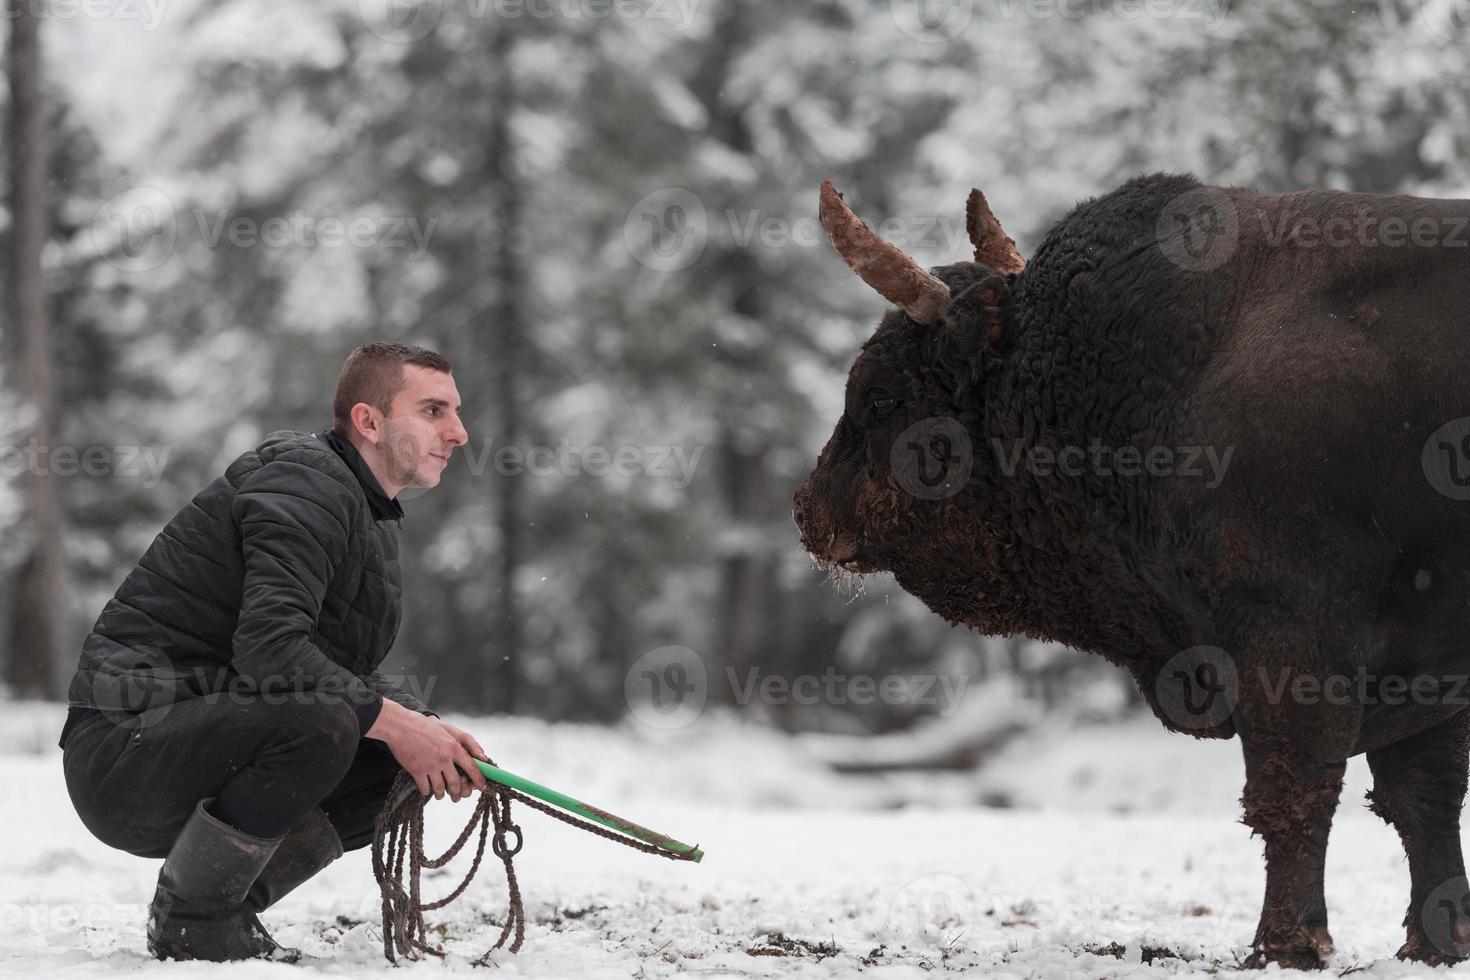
[371,762,695,966]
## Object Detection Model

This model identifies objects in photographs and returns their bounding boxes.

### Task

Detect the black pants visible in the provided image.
[62,695,404,858]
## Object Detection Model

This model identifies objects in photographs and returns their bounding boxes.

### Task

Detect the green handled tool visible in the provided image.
[472,759,704,862]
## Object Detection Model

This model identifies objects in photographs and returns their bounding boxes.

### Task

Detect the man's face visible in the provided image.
[377,366,469,493]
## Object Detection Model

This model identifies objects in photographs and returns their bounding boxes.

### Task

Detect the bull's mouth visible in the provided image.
[805,528,885,576]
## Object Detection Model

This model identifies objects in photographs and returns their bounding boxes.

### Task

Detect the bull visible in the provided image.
[793,172,1470,968]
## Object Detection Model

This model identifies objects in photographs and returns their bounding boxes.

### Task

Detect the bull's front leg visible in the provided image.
[1230,648,1361,970]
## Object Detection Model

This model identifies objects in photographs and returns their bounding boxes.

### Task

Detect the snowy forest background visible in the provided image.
[4,0,1470,742]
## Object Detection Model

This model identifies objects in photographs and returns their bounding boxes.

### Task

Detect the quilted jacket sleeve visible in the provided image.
[364,668,438,718]
[229,452,385,731]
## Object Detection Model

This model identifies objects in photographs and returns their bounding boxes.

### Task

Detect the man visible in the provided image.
[58,341,488,962]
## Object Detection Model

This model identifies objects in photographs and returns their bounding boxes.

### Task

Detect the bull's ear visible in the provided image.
[942,274,1014,353]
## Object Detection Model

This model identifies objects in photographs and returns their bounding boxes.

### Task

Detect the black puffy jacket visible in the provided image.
[59,428,434,749]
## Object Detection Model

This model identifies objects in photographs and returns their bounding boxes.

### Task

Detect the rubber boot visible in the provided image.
[145,797,299,962]
[246,805,343,913]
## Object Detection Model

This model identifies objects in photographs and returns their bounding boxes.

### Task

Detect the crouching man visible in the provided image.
[57,341,489,962]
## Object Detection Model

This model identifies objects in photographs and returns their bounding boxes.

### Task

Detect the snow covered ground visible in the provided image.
[0,698,1455,978]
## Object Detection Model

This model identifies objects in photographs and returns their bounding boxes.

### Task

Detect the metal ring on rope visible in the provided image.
[492,825,523,860]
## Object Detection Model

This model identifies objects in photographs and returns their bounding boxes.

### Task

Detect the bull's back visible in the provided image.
[1200,188,1470,526]
[1178,188,1470,680]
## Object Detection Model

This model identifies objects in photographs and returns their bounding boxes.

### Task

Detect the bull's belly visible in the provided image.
[1350,594,1470,755]
[1352,698,1465,756]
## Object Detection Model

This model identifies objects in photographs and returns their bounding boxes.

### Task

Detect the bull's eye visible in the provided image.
[869,396,897,418]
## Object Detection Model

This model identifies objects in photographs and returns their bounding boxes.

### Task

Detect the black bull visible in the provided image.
[793,172,1470,968]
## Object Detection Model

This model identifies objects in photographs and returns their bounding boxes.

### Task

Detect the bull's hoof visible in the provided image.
[1244,925,1334,970]
[1243,947,1327,970]
[1397,938,1466,965]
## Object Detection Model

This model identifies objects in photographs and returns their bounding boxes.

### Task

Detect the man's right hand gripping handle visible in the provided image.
[366,700,489,803]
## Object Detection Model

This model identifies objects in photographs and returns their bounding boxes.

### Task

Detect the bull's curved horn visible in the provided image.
[819,180,951,325]
[965,188,1025,274]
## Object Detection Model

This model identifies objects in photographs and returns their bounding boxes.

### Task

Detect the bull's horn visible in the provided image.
[965,188,1025,274]
[819,180,951,325]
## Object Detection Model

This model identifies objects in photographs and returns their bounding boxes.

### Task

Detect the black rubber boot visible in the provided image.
[246,805,343,913]
[146,797,299,962]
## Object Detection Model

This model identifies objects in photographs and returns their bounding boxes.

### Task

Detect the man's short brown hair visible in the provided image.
[332,341,453,436]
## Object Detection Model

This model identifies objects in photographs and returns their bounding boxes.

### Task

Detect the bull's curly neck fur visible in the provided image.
[885,172,1219,675]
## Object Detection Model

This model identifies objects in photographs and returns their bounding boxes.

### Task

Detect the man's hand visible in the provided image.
[365,700,490,801]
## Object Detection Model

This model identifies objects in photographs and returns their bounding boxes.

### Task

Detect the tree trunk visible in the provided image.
[484,21,525,714]
[714,424,763,705]
[5,0,63,699]
[688,3,789,709]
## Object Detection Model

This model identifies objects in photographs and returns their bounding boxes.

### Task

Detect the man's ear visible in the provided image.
[942,274,1015,353]
[351,402,384,445]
